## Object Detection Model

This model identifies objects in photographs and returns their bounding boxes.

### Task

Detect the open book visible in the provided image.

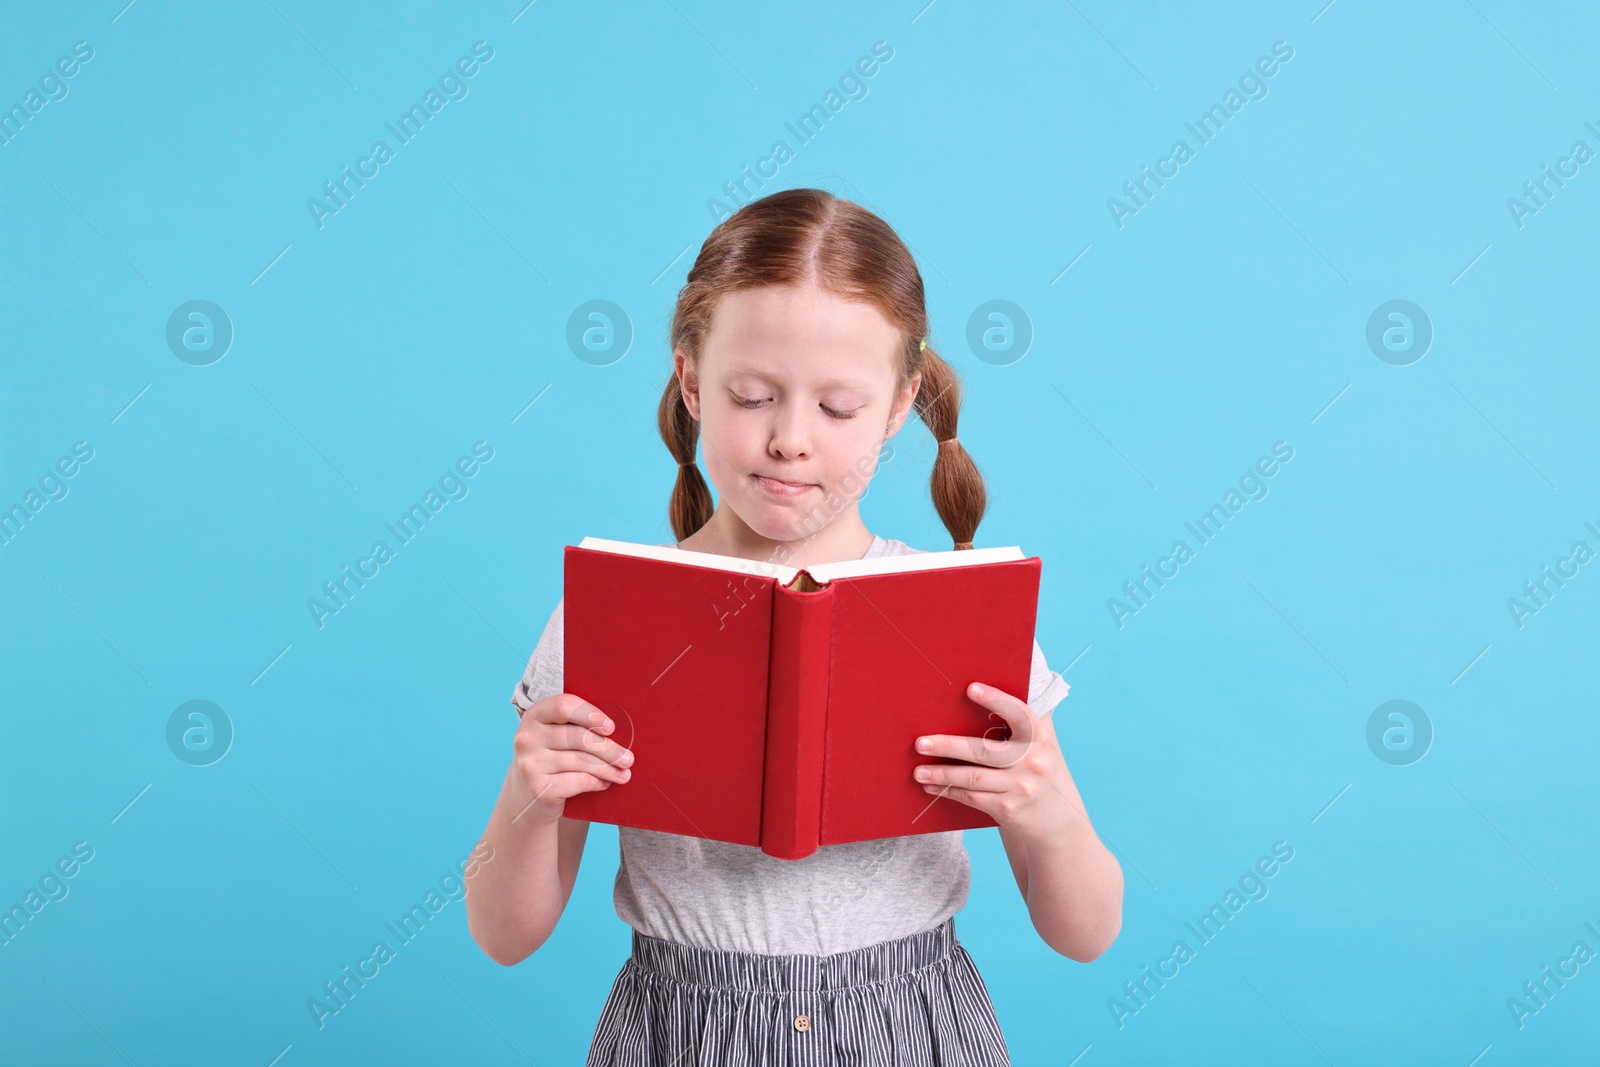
[560,536,1043,859]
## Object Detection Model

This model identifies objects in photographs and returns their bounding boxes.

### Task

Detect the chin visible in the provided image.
[734,498,820,544]
[746,512,811,544]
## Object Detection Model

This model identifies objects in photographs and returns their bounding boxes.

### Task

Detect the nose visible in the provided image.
[767,400,810,462]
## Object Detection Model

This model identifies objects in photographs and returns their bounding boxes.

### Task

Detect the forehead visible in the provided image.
[703,284,900,387]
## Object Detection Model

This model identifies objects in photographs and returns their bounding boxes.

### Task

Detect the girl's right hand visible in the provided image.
[512,693,634,822]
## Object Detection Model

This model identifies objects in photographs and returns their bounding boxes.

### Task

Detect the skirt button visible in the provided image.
[793,1013,811,1032]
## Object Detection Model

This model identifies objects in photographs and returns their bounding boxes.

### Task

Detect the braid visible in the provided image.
[914,344,986,549]
[658,367,714,542]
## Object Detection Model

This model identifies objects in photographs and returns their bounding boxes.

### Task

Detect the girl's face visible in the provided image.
[675,283,921,545]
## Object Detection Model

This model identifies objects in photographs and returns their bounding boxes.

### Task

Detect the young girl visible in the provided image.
[466,188,1123,1065]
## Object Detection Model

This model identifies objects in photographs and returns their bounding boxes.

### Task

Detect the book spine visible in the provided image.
[760,579,833,860]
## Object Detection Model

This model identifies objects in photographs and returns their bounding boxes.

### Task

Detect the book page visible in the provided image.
[576,537,802,583]
[803,546,1023,583]
[576,536,1022,586]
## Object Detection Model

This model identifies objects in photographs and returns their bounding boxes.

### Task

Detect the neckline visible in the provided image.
[669,534,886,563]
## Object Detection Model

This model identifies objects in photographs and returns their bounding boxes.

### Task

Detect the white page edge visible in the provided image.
[575,536,1023,586]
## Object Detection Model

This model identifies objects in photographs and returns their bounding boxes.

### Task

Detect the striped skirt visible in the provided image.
[585,916,1011,1066]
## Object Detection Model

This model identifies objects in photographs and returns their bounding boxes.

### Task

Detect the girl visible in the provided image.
[466,188,1123,1065]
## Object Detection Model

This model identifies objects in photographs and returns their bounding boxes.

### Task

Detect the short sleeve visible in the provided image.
[510,599,565,718]
[1027,639,1070,718]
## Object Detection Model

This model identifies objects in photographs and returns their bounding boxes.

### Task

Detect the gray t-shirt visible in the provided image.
[509,534,1071,956]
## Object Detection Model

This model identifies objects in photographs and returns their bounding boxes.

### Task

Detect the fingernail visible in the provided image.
[619,751,634,766]
[969,683,984,695]
[915,738,930,752]
[620,768,631,778]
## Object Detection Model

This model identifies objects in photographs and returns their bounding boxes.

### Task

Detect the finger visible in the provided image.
[535,693,612,733]
[915,763,1008,793]
[540,770,618,800]
[549,748,632,782]
[921,782,998,815]
[548,722,633,765]
[965,682,1037,747]
[915,731,1025,770]
[514,772,611,820]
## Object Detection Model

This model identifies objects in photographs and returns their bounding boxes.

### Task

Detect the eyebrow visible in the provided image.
[726,368,872,391]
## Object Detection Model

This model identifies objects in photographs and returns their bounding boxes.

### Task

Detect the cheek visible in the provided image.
[824,433,876,493]
[712,416,752,453]
[697,417,750,482]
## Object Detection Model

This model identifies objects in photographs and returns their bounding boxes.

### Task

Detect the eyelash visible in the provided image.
[729,393,858,420]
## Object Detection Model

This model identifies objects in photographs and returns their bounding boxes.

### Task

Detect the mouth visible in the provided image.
[752,474,817,497]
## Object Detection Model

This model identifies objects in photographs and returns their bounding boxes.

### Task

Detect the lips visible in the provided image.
[753,474,816,497]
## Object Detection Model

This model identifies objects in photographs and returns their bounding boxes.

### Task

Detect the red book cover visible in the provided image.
[561,537,1042,859]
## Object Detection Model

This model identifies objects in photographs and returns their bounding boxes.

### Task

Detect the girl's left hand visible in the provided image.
[912,681,1073,841]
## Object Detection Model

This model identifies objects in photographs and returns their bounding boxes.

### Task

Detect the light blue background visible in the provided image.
[3,1,1597,1063]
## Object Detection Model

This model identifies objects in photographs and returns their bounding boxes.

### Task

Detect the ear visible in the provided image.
[887,371,921,436]
[674,346,701,421]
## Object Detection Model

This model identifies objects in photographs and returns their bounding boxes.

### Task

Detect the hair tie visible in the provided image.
[918,338,928,352]
[938,436,959,449]
[679,460,696,467]
[954,541,973,550]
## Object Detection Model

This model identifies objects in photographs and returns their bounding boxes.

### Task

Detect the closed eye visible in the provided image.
[729,391,859,420]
